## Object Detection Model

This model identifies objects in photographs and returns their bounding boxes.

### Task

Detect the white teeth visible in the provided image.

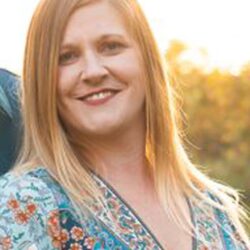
[85,91,113,101]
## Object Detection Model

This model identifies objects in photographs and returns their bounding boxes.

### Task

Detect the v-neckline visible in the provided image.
[90,171,198,250]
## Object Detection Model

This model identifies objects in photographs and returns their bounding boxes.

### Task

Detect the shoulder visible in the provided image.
[0,167,62,249]
[0,68,20,113]
[0,167,60,210]
[0,68,19,92]
[0,68,20,123]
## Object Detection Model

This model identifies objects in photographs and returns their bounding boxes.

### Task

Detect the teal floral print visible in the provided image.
[0,167,248,250]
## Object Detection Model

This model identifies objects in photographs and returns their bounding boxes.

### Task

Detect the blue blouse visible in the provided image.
[0,167,248,250]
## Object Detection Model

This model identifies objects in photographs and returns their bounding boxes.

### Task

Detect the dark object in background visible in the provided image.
[0,68,22,175]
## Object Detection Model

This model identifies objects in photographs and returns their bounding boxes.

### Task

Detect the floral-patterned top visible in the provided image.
[0,167,248,250]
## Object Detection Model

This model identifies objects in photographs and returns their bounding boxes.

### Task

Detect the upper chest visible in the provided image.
[88,175,240,250]
[123,192,194,250]
[35,169,243,250]
[92,175,195,250]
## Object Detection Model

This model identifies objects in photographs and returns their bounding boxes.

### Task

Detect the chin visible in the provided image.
[86,125,122,138]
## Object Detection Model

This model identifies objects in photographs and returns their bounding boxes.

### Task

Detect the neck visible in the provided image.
[76,120,150,185]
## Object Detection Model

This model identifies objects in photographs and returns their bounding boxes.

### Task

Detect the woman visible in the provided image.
[0,0,249,249]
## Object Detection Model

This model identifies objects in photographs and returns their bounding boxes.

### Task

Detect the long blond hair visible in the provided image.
[16,0,249,244]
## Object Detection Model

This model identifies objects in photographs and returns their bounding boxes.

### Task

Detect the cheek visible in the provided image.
[56,96,77,133]
[56,73,73,118]
[57,69,69,99]
[56,83,68,114]
[107,51,145,84]
[57,65,80,94]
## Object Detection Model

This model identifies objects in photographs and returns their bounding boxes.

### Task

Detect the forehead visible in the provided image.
[62,1,129,43]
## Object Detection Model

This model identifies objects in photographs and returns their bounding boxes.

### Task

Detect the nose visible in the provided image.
[80,51,108,85]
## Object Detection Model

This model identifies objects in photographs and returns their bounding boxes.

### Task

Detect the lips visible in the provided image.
[78,88,121,100]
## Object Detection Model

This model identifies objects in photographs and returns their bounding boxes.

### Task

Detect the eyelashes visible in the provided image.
[59,51,78,65]
[101,41,126,54]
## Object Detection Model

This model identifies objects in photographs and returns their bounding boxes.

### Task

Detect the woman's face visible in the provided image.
[57,1,146,139]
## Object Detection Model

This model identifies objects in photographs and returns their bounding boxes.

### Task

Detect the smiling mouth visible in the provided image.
[78,89,121,106]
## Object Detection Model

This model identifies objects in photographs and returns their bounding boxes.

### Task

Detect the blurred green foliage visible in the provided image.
[165,40,250,231]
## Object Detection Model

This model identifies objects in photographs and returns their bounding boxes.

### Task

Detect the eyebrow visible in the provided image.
[60,34,127,50]
[98,34,126,40]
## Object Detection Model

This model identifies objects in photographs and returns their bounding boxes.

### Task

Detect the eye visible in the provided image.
[101,42,125,55]
[59,51,78,65]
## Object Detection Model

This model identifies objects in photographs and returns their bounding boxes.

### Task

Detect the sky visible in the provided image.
[0,0,249,75]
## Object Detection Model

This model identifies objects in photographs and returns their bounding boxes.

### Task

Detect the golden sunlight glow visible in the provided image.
[0,0,249,74]
[138,0,250,74]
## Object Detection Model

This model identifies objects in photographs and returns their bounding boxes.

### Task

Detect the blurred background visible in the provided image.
[166,40,250,231]
[0,0,249,230]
